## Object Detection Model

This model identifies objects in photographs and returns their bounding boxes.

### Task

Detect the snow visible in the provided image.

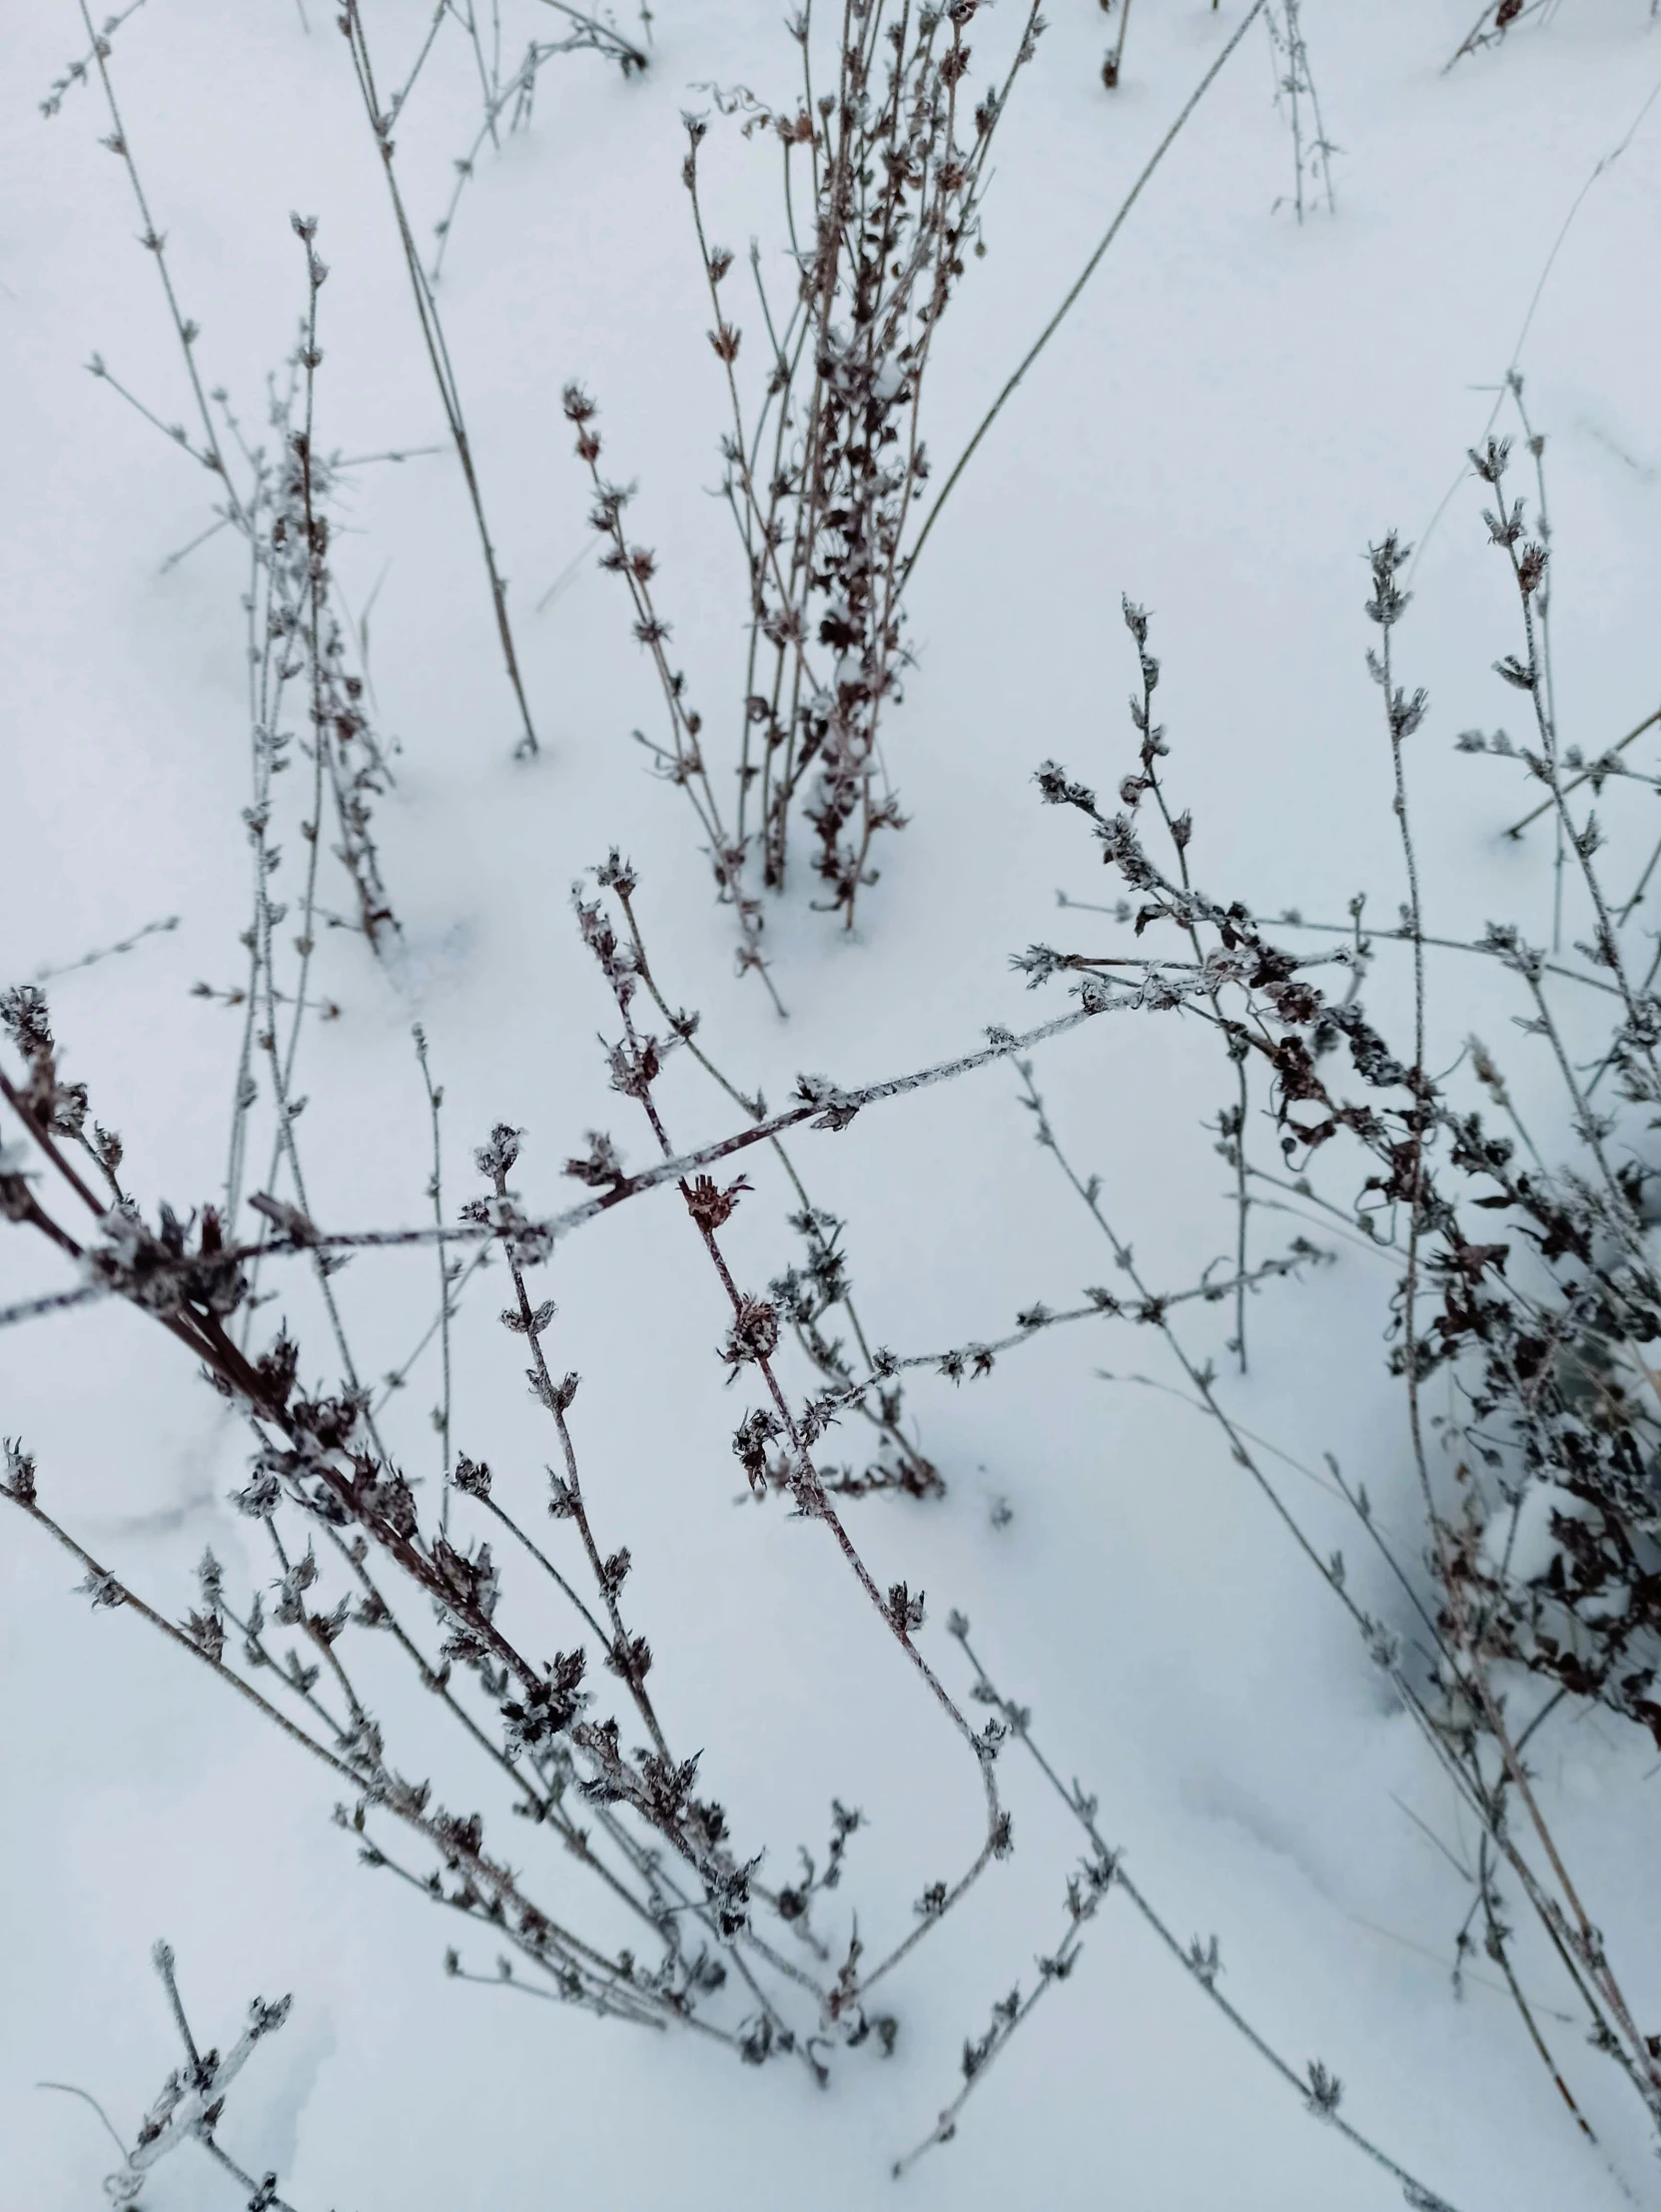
[3,2,1660,2206]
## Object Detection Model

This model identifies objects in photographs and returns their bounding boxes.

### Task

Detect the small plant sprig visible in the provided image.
[893,1617,1464,2210]
[605,869,943,1499]
[39,1942,304,2209]
[338,0,542,758]
[33,913,179,986]
[1264,0,1336,222]
[427,3,648,287]
[39,0,150,120]
[1445,0,1545,71]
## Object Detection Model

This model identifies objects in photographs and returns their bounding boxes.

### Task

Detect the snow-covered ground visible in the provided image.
[3,2,1660,2205]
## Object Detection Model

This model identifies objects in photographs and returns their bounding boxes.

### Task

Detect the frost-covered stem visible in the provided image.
[1018,1063,1373,1622]
[612,881,937,1494]
[1110,0,1133,85]
[0,996,1135,1316]
[685,140,821,679]
[340,0,539,759]
[906,1,1267,582]
[487,1191,675,1770]
[288,229,341,1042]
[415,1026,454,1534]
[1505,705,1661,842]
[4,1485,366,1783]
[75,0,245,524]
[226,532,269,1225]
[247,830,383,1447]
[566,403,781,1004]
[1288,0,1335,216]
[1476,1838,1603,2154]
[374,1250,487,1411]
[429,12,648,287]
[151,1942,200,2069]
[892,1911,1087,2176]
[370,1839,674,2031]
[1267,1,1305,221]
[1130,610,1254,1369]
[814,1251,1322,1421]
[583,882,1007,2001]
[1477,436,1661,1104]
[197,2136,303,2211]
[571,447,730,851]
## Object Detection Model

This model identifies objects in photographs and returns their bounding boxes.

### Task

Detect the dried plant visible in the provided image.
[1264,0,1336,222]
[3,828,1472,2209]
[426,2,649,287]
[1099,0,1133,91]
[338,0,560,760]
[55,9,410,1291]
[46,14,402,1017]
[40,1942,304,2209]
[1013,408,1661,2165]
[602,873,944,1500]
[567,0,1046,972]
[1446,0,1659,70]
[335,1,652,761]
[1,843,1058,2097]
[15,22,1646,2178]
[895,1617,1456,2206]
[563,0,1343,979]
[1446,0,1554,69]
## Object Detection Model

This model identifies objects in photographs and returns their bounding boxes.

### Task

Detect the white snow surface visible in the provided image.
[2,2,1660,2207]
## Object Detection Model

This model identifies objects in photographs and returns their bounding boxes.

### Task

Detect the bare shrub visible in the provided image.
[13,394,1628,2194]
[0,884,1452,2204]
[4,652,1510,2212]
[13,13,1653,2202]
[1011,397,1661,2161]
[1,905,1035,2084]
[567,0,1045,973]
